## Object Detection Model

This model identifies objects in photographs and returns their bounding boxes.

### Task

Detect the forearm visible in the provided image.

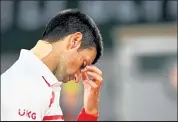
[77,108,98,121]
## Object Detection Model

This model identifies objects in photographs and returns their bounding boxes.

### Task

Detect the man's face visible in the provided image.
[54,47,96,83]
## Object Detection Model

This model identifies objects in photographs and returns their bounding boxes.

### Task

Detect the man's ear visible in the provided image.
[68,32,82,50]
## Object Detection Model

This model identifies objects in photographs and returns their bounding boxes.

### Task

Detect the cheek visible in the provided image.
[66,54,82,73]
[67,58,81,73]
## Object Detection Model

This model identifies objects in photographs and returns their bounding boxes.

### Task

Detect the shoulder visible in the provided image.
[1,61,53,106]
[43,90,64,121]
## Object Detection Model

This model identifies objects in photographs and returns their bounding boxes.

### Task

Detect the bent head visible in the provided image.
[39,9,103,83]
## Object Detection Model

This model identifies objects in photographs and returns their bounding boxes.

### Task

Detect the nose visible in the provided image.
[74,71,81,83]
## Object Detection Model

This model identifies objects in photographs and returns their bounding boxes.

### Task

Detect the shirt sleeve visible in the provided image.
[43,91,64,121]
[77,108,98,121]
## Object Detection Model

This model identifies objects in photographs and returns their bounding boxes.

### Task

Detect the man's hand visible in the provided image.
[81,65,103,115]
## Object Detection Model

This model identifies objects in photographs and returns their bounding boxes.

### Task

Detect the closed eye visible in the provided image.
[80,65,85,70]
[80,60,87,70]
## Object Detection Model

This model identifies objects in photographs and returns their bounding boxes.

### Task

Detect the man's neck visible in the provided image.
[31,40,56,73]
[31,40,53,60]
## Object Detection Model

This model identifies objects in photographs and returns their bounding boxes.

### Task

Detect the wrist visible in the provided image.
[84,98,99,115]
[77,108,98,121]
[85,108,98,115]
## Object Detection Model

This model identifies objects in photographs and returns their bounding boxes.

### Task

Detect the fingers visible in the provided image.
[81,72,89,81]
[87,72,103,82]
[82,72,99,88]
[82,65,102,76]
[84,80,97,88]
[81,65,103,89]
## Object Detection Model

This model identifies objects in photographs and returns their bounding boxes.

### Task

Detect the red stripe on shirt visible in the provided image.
[49,91,55,107]
[43,115,64,120]
[42,76,50,87]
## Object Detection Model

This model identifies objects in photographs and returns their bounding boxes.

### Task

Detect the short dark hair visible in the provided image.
[41,9,103,64]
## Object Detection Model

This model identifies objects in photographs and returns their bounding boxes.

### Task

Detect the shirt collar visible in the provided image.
[19,49,62,88]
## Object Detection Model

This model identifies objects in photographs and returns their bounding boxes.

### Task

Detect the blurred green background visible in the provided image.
[1,0,177,52]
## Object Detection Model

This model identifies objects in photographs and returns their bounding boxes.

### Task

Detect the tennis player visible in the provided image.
[1,9,103,121]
